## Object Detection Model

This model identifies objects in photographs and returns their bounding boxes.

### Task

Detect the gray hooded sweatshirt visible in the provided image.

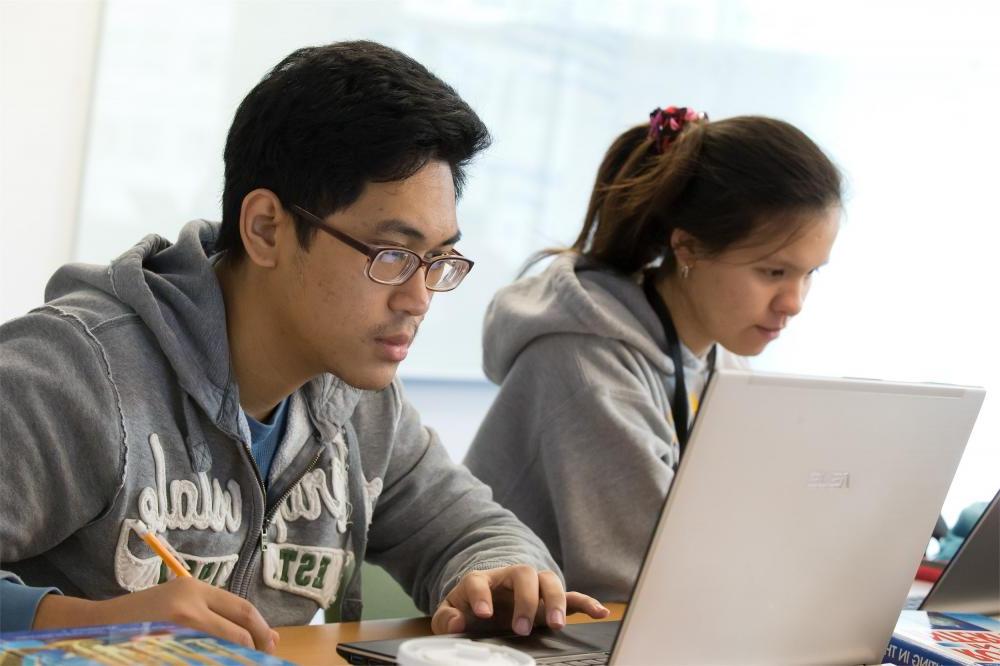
[0,220,558,629]
[464,254,746,602]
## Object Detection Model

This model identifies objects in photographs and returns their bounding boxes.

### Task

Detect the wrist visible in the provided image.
[33,594,99,630]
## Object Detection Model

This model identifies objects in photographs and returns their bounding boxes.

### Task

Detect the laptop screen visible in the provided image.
[916,487,1000,614]
[928,476,999,563]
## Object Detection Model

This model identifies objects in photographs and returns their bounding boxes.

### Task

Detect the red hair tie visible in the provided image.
[648,106,708,154]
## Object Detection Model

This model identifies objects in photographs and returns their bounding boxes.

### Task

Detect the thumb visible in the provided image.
[432,602,466,635]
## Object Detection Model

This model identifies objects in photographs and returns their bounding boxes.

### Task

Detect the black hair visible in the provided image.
[218,40,491,257]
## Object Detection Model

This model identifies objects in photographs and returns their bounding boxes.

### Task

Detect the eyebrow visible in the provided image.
[372,218,462,248]
[766,258,829,272]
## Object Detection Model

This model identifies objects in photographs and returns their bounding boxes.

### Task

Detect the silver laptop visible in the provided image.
[906,488,1000,614]
[338,369,985,665]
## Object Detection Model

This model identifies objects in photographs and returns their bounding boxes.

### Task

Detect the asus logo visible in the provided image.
[807,471,850,489]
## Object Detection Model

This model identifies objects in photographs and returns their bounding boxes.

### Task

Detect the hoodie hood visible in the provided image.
[483,254,681,382]
[45,220,242,436]
[44,220,367,444]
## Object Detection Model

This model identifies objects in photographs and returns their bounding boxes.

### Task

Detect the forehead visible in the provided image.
[726,207,840,266]
[335,161,459,246]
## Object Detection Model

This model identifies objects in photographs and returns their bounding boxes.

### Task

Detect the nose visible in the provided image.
[773,278,807,318]
[388,266,432,317]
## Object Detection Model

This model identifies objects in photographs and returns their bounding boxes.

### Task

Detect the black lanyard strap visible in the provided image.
[642,276,716,459]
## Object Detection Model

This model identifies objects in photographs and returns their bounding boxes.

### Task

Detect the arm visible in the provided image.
[0,310,277,650]
[0,308,125,631]
[0,578,60,632]
[539,384,675,600]
[1,308,127,562]
[477,334,678,602]
[358,381,606,634]
[362,380,560,611]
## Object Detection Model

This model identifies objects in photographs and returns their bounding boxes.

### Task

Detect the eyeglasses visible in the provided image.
[291,205,474,292]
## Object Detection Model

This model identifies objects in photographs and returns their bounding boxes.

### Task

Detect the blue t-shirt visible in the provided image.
[245,397,290,486]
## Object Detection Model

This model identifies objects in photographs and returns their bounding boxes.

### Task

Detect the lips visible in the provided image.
[374,332,413,362]
[754,325,783,341]
[377,334,412,346]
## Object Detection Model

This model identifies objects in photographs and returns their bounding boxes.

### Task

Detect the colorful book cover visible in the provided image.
[884,611,1000,665]
[0,621,294,665]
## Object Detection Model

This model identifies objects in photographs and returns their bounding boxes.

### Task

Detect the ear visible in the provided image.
[238,189,289,269]
[670,228,699,268]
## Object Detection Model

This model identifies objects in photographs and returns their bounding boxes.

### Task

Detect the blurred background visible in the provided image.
[1,0,997,527]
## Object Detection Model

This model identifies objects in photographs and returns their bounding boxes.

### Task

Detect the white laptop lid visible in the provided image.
[612,369,984,666]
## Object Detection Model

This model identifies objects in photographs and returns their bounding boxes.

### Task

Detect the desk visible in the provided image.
[275,603,626,666]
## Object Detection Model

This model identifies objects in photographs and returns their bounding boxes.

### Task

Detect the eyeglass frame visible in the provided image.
[290,205,474,292]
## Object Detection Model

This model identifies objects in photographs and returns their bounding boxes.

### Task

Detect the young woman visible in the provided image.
[464,106,842,601]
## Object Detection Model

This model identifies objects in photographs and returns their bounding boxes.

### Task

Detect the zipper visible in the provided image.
[233,448,323,599]
[234,444,326,599]
[233,437,269,599]
[260,446,325,552]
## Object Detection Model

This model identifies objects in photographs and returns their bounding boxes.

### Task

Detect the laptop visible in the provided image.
[338,370,985,665]
[905,488,1000,614]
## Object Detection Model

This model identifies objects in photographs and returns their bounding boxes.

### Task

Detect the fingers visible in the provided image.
[566,591,610,619]
[459,570,495,620]
[196,612,259,651]
[205,586,277,653]
[431,599,466,635]
[441,566,610,639]
[536,571,566,629]
[500,564,539,636]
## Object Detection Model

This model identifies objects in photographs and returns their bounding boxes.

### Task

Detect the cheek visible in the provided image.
[712,277,758,321]
[297,264,379,337]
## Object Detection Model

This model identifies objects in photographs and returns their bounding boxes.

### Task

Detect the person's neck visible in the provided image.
[215,256,310,422]
[653,273,714,358]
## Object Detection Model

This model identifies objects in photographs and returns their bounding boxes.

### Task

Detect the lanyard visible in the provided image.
[643,276,716,458]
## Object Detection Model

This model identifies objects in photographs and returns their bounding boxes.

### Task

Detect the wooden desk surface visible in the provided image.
[275,603,626,666]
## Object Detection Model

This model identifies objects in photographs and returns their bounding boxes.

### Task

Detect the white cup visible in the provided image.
[397,637,536,666]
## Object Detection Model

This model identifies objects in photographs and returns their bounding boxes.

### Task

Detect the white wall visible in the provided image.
[402,379,498,463]
[0,0,102,322]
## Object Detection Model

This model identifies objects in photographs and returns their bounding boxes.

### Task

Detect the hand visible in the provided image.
[34,577,279,654]
[431,564,609,636]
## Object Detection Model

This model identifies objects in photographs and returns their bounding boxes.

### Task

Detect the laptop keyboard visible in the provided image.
[537,653,609,665]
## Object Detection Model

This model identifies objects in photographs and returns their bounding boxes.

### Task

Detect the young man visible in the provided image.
[0,41,607,652]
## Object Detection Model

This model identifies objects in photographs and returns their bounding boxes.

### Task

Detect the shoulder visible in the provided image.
[44,273,142,334]
[509,331,665,392]
[484,333,671,434]
[2,306,109,366]
[1,307,127,498]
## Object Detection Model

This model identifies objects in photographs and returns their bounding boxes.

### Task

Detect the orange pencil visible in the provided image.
[136,520,191,578]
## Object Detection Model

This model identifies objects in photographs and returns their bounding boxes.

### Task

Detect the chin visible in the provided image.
[352,377,396,391]
[723,338,769,357]
[334,365,399,391]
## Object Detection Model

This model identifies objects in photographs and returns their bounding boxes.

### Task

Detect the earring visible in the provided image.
[680,264,690,279]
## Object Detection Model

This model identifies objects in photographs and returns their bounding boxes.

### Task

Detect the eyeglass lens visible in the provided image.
[369,250,469,290]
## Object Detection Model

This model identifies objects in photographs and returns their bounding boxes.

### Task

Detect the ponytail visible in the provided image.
[527,110,841,278]
[578,118,707,274]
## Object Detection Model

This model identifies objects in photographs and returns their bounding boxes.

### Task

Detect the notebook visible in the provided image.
[906,488,1000,615]
[338,369,985,665]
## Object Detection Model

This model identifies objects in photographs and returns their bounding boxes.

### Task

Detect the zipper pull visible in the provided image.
[261,525,268,552]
